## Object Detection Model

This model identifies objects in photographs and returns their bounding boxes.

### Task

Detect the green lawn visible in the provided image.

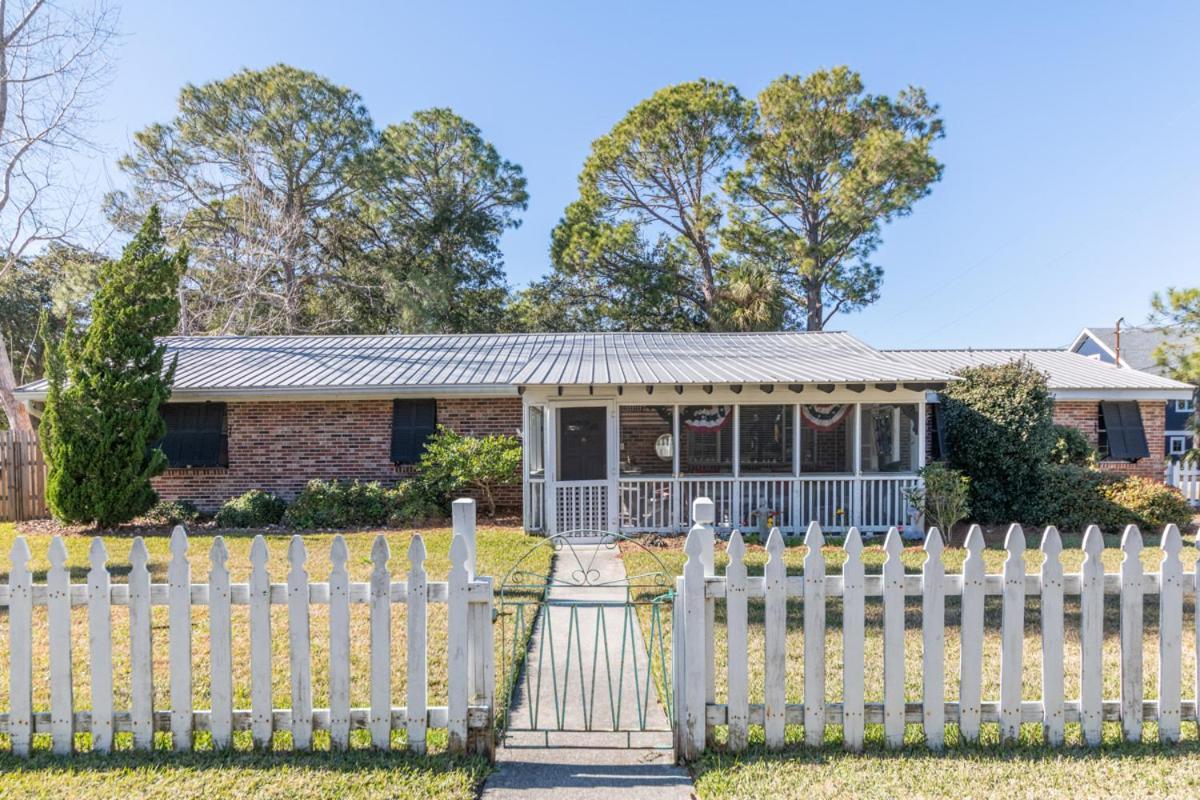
[0,521,550,799]
[622,528,1200,799]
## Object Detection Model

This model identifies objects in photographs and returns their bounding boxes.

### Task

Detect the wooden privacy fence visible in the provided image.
[0,431,47,522]
[674,497,1195,758]
[0,517,495,757]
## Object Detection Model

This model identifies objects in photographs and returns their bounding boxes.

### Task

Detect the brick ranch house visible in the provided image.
[15,332,1193,536]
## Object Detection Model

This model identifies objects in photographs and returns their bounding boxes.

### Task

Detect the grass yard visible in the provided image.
[0,521,550,799]
[622,528,1200,799]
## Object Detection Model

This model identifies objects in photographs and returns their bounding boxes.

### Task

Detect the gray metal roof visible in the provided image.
[510,332,954,386]
[15,331,956,399]
[882,348,1194,394]
[1071,325,1193,375]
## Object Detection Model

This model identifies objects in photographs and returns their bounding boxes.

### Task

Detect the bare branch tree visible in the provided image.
[0,0,118,432]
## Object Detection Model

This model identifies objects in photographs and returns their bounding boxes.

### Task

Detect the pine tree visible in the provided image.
[41,208,187,527]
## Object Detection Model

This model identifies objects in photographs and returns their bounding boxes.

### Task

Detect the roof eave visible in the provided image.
[14,383,520,404]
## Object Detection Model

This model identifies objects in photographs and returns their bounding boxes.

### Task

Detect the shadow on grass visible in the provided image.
[693,722,1200,768]
[0,742,490,776]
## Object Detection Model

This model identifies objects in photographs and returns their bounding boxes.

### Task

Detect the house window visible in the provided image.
[1177,398,1196,414]
[800,404,855,473]
[1098,401,1150,462]
[159,403,228,468]
[527,406,545,477]
[739,405,793,474]
[679,405,733,474]
[1169,436,1189,456]
[860,404,920,473]
[392,399,437,465]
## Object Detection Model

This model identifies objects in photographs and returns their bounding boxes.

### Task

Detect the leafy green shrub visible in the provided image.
[942,361,1056,523]
[417,426,521,516]
[1050,424,1096,466]
[387,481,445,526]
[145,499,201,526]
[282,479,397,529]
[1034,466,1193,533]
[1032,464,1125,533]
[215,489,287,528]
[904,463,970,544]
[1100,476,1193,532]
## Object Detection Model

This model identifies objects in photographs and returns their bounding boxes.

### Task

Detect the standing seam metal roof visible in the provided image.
[881,348,1193,391]
[15,331,957,396]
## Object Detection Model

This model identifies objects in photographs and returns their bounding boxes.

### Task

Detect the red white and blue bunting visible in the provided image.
[682,405,731,431]
[801,404,849,430]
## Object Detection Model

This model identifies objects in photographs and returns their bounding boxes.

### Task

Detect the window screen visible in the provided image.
[159,403,228,468]
[392,399,437,464]
[1099,401,1149,461]
[620,405,674,475]
[679,405,733,474]
[739,405,793,474]
[799,404,855,473]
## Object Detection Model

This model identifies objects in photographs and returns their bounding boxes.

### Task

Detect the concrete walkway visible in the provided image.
[481,543,695,800]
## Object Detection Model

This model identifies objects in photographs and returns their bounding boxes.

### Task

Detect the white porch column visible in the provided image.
[792,401,802,535]
[672,404,681,531]
[731,404,741,528]
[852,403,863,528]
[607,401,620,532]
[545,406,558,537]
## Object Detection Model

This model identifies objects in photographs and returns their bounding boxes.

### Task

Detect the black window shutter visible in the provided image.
[1101,401,1150,461]
[392,399,437,464]
[932,403,947,461]
[159,402,227,468]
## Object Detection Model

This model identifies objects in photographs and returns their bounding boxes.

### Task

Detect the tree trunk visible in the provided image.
[0,333,33,433]
[805,283,824,332]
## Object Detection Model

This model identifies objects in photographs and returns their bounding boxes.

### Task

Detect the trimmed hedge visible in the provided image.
[215,489,287,528]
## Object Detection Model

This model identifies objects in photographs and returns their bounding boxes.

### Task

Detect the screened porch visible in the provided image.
[521,391,927,537]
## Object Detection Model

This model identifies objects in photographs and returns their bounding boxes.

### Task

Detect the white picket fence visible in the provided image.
[674,497,1195,758]
[0,500,494,757]
[1166,461,1200,504]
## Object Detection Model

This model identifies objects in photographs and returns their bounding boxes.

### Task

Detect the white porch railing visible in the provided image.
[1166,461,1200,504]
[612,474,919,535]
[555,480,608,533]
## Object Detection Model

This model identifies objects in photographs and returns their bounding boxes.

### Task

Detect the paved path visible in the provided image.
[481,543,695,800]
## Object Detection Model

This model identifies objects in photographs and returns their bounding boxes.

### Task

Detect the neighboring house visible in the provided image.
[14,332,1193,536]
[1069,325,1197,459]
[885,348,1192,481]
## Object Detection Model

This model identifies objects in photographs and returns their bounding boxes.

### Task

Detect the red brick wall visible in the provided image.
[924,399,1167,482]
[1052,400,1165,480]
[154,396,524,513]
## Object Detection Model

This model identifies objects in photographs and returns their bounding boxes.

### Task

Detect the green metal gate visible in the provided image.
[497,532,674,748]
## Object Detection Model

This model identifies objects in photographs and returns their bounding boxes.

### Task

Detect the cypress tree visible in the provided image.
[41,208,187,527]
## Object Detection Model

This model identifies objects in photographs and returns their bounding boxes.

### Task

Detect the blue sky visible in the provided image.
[86,1,1198,348]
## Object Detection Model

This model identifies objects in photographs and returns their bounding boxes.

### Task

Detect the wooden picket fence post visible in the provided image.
[675,495,1199,760]
[0,508,495,758]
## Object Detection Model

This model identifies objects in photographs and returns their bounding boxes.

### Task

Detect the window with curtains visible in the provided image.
[860,403,920,473]
[739,405,793,474]
[391,399,437,465]
[159,403,228,468]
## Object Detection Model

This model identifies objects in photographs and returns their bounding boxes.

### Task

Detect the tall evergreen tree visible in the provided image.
[41,208,187,527]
